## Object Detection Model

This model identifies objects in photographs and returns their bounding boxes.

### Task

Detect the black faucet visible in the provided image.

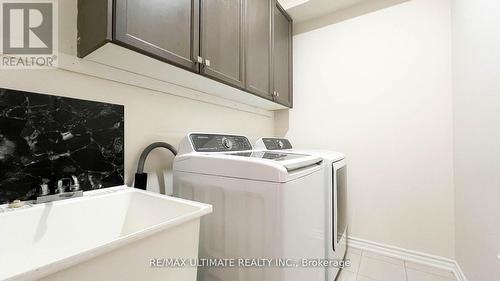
[134,142,177,190]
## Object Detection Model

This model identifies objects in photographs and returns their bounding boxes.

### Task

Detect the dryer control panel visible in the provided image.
[260,138,293,150]
[190,134,253,152]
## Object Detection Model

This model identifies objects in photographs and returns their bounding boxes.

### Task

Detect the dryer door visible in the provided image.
[326,159,347,281]
[335,162,347,245]
[328,159,347,257]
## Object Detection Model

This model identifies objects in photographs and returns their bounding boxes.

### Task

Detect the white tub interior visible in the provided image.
[0,188,210,280]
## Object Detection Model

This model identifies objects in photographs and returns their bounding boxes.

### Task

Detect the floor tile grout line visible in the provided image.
[358,249,363,273]
[354,249,363,281]
[403,260,410,281]
[405,260,457,280]
[358,248,455,281]
[349,247,458,281]
[361,250,407,267]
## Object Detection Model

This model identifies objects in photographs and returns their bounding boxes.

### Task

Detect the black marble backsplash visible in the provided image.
[0,88,124,204]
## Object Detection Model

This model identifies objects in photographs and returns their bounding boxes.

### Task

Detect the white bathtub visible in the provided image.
[0,187,212,281]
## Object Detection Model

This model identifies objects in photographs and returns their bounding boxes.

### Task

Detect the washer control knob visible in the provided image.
[277,140,284,149]
[222,137,233,149]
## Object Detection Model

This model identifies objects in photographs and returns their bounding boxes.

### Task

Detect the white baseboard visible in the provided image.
[347,236,468,281]
[452,261,468,281]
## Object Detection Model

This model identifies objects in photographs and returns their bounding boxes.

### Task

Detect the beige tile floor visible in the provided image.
[336,248,457,281]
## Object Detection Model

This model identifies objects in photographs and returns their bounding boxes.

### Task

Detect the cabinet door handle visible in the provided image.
[204,59,211,67]
[197,56,203,64]
[276,92,280,97]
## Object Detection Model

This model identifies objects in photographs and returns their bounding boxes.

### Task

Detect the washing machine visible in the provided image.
[255,138,347,281]
[173,133,327,281]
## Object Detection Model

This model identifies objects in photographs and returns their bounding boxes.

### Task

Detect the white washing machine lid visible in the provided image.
[174,133,323,182]
[255,138,345,163]
[224,150,321,169]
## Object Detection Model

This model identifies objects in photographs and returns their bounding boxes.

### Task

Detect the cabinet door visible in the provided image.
[200,0,245,88]
[245,0,272,99]
[273,2,293,107]
[114,0,199,71]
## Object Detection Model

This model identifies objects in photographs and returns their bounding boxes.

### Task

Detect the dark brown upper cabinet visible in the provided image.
[114,0,199,71]
[245,0,273,99]
[272,1,293,107]
[77,0,293,108]
[199,0,245,89]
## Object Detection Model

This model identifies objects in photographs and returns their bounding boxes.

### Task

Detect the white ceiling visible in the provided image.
[280,0,369,23]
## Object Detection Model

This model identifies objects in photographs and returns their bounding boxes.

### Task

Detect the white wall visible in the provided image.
[451,0,500,279]
[0,0,275,188]
[276,0,455,257]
